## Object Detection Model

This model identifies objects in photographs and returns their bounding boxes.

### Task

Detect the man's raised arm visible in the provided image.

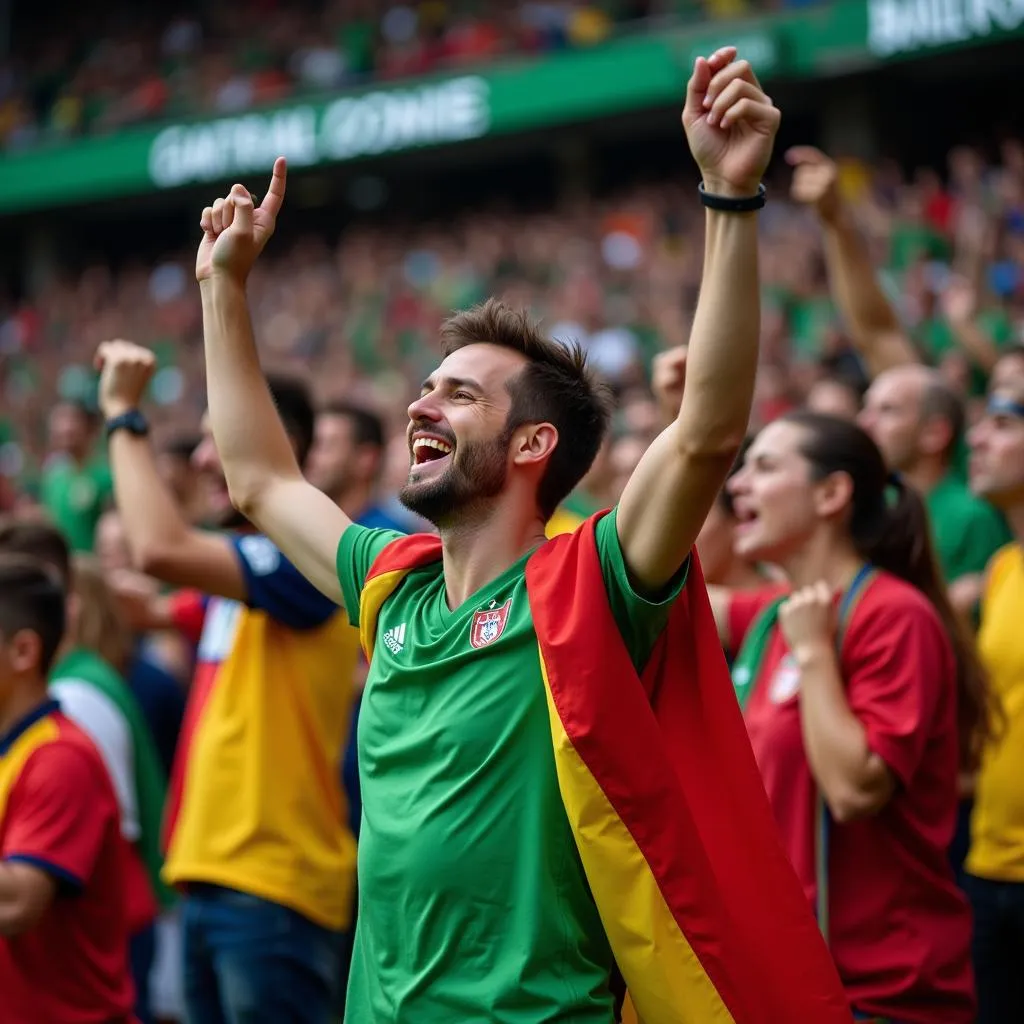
[787,146,919,378]
[197,159,350,602]
[617,48,778,592]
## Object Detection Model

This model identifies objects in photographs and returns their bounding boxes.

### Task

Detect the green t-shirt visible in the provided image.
[39,457,113,553]
[916,308,1014,395]
[336,511,685,1022]
[925,472,1012,583]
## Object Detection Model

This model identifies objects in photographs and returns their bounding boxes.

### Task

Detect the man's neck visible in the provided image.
[903,457,948,496]
[0,686,50,742]
[781,532,865,593]
[438,502,547,610]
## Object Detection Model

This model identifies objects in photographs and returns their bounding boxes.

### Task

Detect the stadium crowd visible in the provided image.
[2,53,1024,1024]
[0,0,814,151]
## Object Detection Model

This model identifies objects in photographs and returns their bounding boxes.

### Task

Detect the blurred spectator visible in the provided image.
[39,401,112,554]
[94,342,360,1023]
[858,366,1011,608]
[0,519,171,1024]
[963,344,1024,1024]
[307,401,417,530]
[715,413,982,1023]
[0,554,135,1024]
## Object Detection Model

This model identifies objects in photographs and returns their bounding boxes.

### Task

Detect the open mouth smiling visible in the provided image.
[411,435,454,466]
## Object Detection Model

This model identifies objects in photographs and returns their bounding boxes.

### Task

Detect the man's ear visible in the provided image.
[511,423,559,468]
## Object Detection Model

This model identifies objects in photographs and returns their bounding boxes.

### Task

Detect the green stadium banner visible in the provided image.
[2,0,1023,214]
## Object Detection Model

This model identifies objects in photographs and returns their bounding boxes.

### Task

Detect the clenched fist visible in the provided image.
[196,157,288,284]
[682,47,780,199]
[94,340,156,419]
[651,346,688,426]
[786,146,841,224]
[778,581,836,661]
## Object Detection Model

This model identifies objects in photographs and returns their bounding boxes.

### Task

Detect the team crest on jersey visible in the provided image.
[470,598,513,649]
[769,654,801,704]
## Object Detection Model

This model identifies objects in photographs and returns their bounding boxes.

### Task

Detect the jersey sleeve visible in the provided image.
[230,534,339,630]
[2,743,114,891]
[728,586,788,651]
[335,524,406,627]
[842,596,949,787]
[594,509,689,675]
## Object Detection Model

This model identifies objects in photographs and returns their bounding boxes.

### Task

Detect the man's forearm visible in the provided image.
[821,209,918,376]
[200,277,302,514]
[675,209,759,452]
[109,432,193,573]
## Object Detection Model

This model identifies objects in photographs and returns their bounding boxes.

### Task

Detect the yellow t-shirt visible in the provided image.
[162,535,360,930]
[967,543,1024,881]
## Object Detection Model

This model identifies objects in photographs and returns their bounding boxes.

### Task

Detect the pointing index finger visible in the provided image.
[260,157,288,219]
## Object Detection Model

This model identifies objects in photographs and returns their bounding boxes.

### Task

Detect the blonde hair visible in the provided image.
[71,555,132,673]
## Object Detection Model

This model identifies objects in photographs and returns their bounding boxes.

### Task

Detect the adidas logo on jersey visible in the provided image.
[383,623,407,655]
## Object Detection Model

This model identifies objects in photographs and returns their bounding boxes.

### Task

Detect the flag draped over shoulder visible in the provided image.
[360,514,852,1024]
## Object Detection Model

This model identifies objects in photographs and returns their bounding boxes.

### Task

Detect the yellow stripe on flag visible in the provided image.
[359,568,410,660]
[539,650,736,1024]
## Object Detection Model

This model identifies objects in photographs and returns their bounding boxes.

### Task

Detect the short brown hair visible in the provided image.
[0,554,66,675]
[0,515,71,587]
[440,299,613,519]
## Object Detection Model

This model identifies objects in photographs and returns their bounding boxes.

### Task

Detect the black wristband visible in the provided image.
[105,409,150,439]
[698,182,766,212]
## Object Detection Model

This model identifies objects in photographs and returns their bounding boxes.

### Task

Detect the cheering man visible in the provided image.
[195,48,851,1024]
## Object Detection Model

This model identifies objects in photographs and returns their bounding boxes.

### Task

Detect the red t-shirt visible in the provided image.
[729,575,974,1024]
[0,702,135,1024]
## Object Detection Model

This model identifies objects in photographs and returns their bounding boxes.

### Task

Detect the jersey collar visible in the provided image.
[0,699,60,757]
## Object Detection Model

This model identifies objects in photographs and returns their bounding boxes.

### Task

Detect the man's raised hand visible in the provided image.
[195,157,288,284]
[786,146,841,224]
[682,47,780,199]
[94,340,156,419]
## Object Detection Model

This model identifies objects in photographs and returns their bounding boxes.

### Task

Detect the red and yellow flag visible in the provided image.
[361,515,851,1024]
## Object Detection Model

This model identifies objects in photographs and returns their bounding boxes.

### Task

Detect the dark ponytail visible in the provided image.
[785,411,997,772]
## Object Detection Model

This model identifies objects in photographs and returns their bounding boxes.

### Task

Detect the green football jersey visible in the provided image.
[336,510,685,1023]
[39,457,113,553]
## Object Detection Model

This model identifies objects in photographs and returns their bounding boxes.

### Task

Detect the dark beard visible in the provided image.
[399,428,511,527]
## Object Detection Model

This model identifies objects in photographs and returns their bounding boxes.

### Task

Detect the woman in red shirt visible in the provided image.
[712,411,989,1024]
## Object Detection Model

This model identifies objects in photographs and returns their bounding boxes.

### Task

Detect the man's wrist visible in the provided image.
[200,272,248,296]
[792,640,836,671]
[102,401,138,421]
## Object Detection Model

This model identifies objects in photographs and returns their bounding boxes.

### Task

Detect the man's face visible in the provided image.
[191,415,244,529]
[48,404,91,459]
[969,375,1024,509]
[399,344,527,526]
[858,369,925,472]
[307,414,359,497]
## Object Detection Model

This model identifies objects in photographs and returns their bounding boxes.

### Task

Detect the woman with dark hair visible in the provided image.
[710,411,988,1024]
